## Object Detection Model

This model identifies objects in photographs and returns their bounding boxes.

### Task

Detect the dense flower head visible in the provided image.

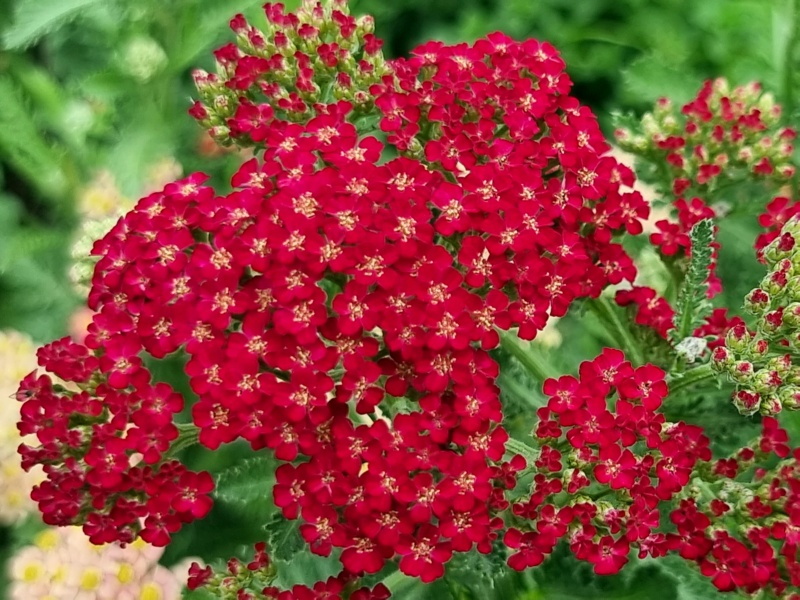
[617,78,796,194]
[16,2,655,583]
[191,0,390,147]
[504,350,711,576]
[31,2,800,598]
[668,417,800,596]
[615,78,798,312]
[16,354,213,545]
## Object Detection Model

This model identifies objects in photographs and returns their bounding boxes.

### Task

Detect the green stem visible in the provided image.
[587,296,646,366]
[497,330,555,382]
[665,362,717,395]
[380,568,421,596]
[165,422,201,458]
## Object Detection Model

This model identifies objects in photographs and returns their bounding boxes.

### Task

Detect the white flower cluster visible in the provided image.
[8,527,188,600]
[0,330,42,524]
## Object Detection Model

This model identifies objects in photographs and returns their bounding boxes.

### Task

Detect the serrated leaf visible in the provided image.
[264,512,305,563]
[443,541,510,598]
[2,0,105,50]
[658,554,738,600]
[213,455,275,519]
[670,219,716,344]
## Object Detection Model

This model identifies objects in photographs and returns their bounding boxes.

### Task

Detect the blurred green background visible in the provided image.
[1,0,798,598]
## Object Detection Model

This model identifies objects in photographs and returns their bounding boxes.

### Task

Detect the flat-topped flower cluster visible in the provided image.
[14,1,800,598]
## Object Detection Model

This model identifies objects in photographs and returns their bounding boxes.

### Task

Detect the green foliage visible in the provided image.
[529,544,681,600]
[670,219,716,344]
[263,512,305,564]
[213,455,276,522]
[2,0,105,50]
[0,77,73,204]
[442,541,512,599]
[164,0,275,72]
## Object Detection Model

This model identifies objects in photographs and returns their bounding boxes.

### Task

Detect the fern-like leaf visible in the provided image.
[670,218,715,344]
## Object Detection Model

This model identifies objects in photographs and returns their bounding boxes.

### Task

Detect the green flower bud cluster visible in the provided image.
[190,0,392,147]
[711,217,800,415]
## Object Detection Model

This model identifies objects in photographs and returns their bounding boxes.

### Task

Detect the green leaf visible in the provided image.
[213,455,274,520]
[621,52,699,107]
[658,554,741,600]
[531,544,681,600]
[0,77,72,204]
[443,541,511,598]
[670,219,716,344]
[263,512,304,563]
[166,0,284,72]
[2,0,106,50]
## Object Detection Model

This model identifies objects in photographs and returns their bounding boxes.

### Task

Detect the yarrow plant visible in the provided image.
[13,1,800,598]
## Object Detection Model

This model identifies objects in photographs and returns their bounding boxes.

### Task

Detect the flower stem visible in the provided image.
[165,422,201,458]
[497,329,556,382]
[665,362,717,395]
[587,296,646,366]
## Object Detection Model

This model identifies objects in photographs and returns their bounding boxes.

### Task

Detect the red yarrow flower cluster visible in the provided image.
[504,349,711,576]
[670,417,800,596]
[16,350,212,546]
[18,0,653,588]
[191,0,389,147]
[615,79,798,319]
[617,78,795,199]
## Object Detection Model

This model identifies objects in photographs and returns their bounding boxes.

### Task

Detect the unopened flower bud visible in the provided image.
[207,125,231,144]
[711,346,735,371]
[725,324,751,352]
[767,233,797,266]
[752,404,771,427]
[746,338,769,360]
[730,361,755,384]
[641,113,659,138]
[760,268,789,296]
[744,288,771,315]
[783,303,800,328]
[752,368,782,394]
[761,309,785,335]
[732,389,761,416]
[356,14,375,36]
[779,385,800,409]
[738,146,754,162]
